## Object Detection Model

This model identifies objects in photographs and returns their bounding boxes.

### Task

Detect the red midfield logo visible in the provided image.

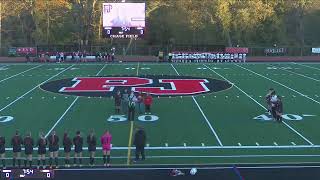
[40,76,232,97]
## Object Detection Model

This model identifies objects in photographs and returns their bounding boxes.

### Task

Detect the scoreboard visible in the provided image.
[1,169,54,179]
[102,3,146,38]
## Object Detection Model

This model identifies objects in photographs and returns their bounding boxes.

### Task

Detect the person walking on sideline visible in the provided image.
[101,130,112,167]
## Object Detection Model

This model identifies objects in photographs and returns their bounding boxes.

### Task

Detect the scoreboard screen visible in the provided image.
[102,3,146,38]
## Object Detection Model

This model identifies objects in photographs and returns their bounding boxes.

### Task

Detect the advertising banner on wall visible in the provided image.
[171,52,246,63]
[264,47,286,55]
[312,48,320,54]
[225,47,249,54]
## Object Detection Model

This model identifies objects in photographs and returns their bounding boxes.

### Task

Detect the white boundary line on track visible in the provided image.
[0,64,43,83]
[203,64,314,146]
[170,64,223,146]
[0,65,75,112]
[281,68,320,82]
[45,64,108,137]
[235,64,320,105]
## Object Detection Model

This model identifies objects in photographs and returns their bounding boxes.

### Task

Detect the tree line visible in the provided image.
[1,0,320,49]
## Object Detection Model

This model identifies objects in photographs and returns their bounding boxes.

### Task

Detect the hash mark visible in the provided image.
[291,142,296,146]
[146,144,150,147]
[201,143,205,146]
[165,143,168,147]
[238,143,242,146]
[255,142,260,146]
[273,142,278,146]
[183,143,186,147]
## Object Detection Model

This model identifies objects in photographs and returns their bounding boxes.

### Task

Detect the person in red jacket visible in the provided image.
[144,93,153,114]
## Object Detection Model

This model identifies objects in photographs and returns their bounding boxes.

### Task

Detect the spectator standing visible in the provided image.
[11,130,23,167]
[0,135,5,168]
[87,130,97,166]
[133,127,146,162]
[63,132,72,167]
[37,132,47,169]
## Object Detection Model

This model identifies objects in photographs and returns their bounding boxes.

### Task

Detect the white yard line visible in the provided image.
[0,65,43,83]
[45,64,107,137]
[0,65,75,112]
[171,64,223,146]
[204,64,314,146]
[45,97,79,138]
[235,64,320,106]
[281,68,320,82]
[293,62,320,71]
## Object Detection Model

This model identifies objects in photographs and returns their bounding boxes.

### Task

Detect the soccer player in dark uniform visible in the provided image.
[275,97,283,123]
[37,132,47,169]
[47,131,59,168]
[63,132,72,167]
[114,90,122,114]
[133,127,146,162]
[73,131,83,167]
[87,130,96,166]
[0,135,5,168]
[11,130,23,167]
[23,132,34,168]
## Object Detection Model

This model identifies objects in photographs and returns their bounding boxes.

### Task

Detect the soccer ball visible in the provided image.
[190,168,197,175]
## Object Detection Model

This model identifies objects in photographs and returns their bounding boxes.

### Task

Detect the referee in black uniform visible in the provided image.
[87,130,96,166]
[73,131,83,167]
[47,131,59,168]
[23,132,34,168]
[11,130,23,167]
[63,132,72,167]
[0,135,5,168]
[37,132,47,169]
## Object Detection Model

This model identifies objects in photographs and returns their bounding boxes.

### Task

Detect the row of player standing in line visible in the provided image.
[0,127,147,169]
[114,90,153,121]
[0,129,112,169]
[265,88,283,122]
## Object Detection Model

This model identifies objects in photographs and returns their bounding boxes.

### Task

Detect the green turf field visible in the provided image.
[1,62,320,166]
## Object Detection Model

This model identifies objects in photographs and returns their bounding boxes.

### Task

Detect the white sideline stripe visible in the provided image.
[293,62,320,71]
[0,65,42,83]
[0,65,75,112]
[4,145,320,151]
[170,63,223,146]
[45,64,107,137]
[45,97,79,138]
[236,64,320,105]
[204,64,314,146]
[281,68,320,82]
